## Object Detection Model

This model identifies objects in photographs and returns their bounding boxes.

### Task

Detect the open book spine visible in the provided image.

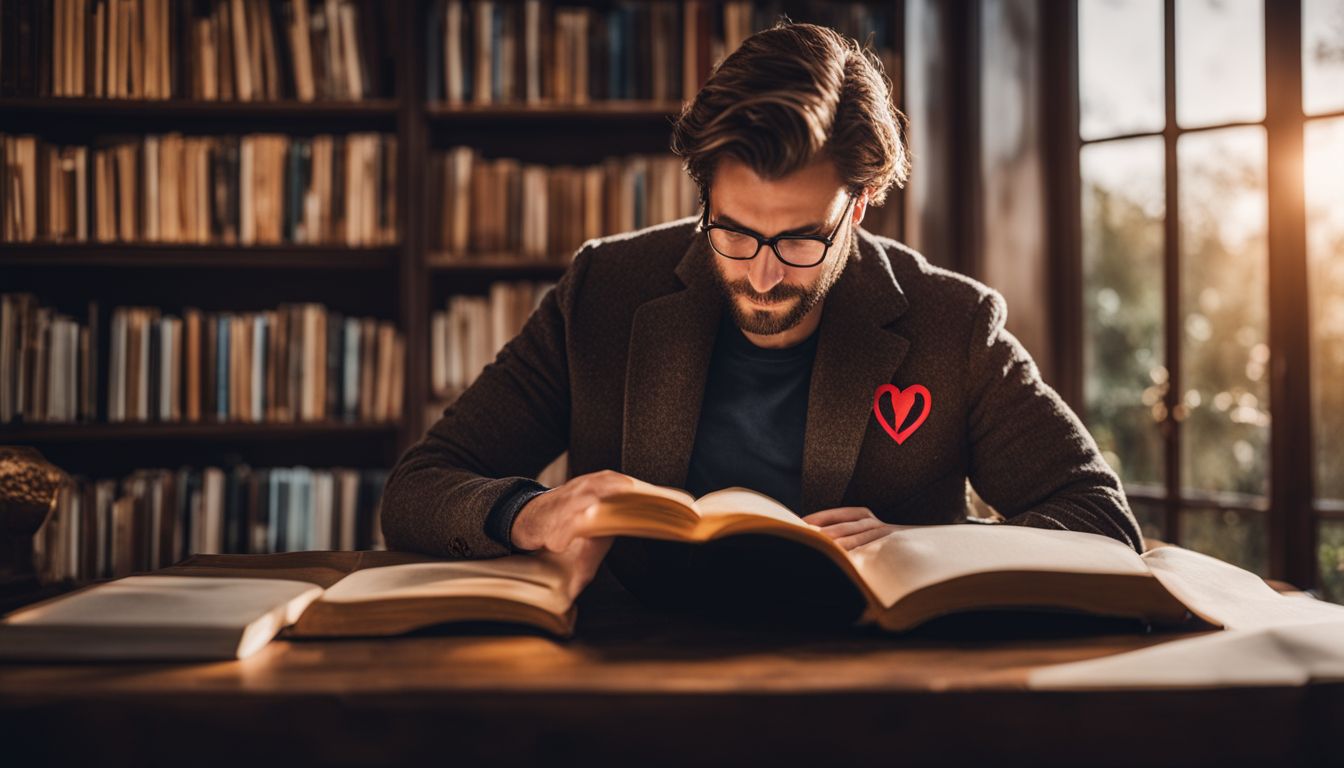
[579,503,889,617]
[582,500,1202,634]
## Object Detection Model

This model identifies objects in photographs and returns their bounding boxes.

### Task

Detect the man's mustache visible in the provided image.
[728,281,804,305]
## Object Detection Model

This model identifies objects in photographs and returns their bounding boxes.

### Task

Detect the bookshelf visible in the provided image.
[0,242,399,269]
[0,96,401,119]
[1,0,905,576]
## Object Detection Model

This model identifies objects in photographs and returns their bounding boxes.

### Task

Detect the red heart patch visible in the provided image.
[873,384,931,445]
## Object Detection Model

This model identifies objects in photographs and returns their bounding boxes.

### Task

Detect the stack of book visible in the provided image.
[429,280,554,399]
[428,0,701,104]
[1,294,405,425]
[426,0,898,105]
[33,464,390,583]
[1,132,398,245]
[431,147,695,260]
[0,295,90,422]
[0,0,388,100]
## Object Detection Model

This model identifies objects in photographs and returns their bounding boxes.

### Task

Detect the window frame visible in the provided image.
[1054,0,1344,589]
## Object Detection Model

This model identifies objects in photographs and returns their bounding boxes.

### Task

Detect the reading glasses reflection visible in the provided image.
[702,192,857,268]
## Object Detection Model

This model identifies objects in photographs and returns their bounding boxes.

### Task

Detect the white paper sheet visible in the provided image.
[1029,546,1344,690]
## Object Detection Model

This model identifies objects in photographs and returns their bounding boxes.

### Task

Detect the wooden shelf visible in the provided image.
[0,97,399,119]
[0,242,400,270]
[426,101,683,122]
[2,421,399,443]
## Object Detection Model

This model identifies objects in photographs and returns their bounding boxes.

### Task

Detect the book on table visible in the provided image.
[0,480,1220,660]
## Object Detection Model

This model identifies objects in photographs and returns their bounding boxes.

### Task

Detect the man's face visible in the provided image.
[705,156,862,337]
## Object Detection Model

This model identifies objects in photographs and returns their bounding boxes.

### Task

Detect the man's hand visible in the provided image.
[800,506,900,551]
[510,469,640,553]
[533,534,615,599]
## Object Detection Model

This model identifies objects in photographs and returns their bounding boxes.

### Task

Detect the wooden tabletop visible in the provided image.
[1,568,1339,767]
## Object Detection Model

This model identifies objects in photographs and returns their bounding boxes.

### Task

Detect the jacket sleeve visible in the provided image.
[379,244,594,559]
[963,289,1146,555]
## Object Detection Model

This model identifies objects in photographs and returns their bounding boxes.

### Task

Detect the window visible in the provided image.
[1304,0,1344,601]
[1076,0,1343,598]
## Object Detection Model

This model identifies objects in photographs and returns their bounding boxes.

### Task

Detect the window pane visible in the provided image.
[1181,507,1269,576]
[1320,520,1344,604]
[1304,0,1344,116]
[1178,127,1269,497]
[1307,117,1344,502]
[1176,0,1265,128]
[1128,495,1168,547]
[1079,0,1165,141]
[1081,138,1166,486]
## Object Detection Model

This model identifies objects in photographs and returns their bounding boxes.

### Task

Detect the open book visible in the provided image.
[575,482,1195,632]
[2,482,1225,660]
[0,549,584,660]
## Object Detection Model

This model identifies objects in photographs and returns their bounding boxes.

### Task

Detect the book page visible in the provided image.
[690,487,815,529]
[620,477,699,507]
[845,524,1154,608]
[2,576,324,628]
[318,559,576,617]
[1028,621,1344,690]
[1140,545,1344,629]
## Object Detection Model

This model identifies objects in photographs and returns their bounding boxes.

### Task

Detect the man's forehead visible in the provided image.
[710,155,845,208]
[708,183,848,234]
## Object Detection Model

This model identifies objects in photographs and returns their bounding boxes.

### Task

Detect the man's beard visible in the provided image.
[709,229,852,337]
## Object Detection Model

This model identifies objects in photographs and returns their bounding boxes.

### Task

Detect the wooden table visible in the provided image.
[0,566,1339,767]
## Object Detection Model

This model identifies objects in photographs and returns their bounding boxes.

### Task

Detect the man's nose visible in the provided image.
[747,247,785,295]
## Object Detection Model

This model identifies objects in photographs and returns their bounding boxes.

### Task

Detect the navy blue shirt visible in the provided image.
[484,304,820,551]
[683,306,819,511]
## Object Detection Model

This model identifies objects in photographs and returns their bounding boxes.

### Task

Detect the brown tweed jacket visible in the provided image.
[380,215,1144,572]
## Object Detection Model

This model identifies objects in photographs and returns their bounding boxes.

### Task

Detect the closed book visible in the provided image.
[184,308,201,421]
[224,465,246,554]
[202,310,217,419]
[325,309,342,419]
[247,468,266,554]
[215,313,229,421]
[0,575,324,660]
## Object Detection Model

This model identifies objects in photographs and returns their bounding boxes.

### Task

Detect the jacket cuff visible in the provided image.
[484,477,552,553]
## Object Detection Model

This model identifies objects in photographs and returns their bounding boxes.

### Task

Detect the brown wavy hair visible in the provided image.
[670,20,910,209]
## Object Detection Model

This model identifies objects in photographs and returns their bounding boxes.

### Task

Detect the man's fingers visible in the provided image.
[837,526,894,551]
[547,530,575,553]
[556,502,599,545]
[817,518,885,539]
[584,470,640,496]
[580,534,615,558]
[801,506,873,527]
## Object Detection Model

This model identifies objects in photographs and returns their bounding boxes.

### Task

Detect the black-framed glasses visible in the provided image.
[699,191,857,268]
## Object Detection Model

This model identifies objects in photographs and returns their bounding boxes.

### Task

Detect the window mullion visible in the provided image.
[1162,0,1182,546]
[1263,0,1315,587]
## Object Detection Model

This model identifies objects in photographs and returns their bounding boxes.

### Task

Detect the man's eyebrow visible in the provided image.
[714,212,825,236]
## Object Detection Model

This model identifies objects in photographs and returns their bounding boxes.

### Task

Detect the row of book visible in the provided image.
[1,132,398,245]
[430,281,555,397]
[428,0,698,105]
[431,147,697,260]
[1,0,388,101]
[34,465,390,583]
[427,0,898,105]
[1,294,405,425]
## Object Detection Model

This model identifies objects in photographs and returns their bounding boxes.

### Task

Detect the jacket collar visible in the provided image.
[622,224,911,514]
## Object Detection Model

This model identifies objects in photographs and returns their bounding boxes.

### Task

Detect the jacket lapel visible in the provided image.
[621,226,911,513]
[799,229,910,514]
[621,232,723,487]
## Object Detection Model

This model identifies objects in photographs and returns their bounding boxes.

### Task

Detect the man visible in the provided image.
[380,21,1143,616]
